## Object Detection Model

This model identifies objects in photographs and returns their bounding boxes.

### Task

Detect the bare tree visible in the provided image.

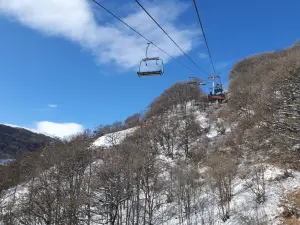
[245,165,266,204]
[125,113,141,128]
[178,114,203,157]
[171,161,202,225]
[208,154,237,221]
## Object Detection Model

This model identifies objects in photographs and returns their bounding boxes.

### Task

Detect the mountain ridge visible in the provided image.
[0,124,57,159]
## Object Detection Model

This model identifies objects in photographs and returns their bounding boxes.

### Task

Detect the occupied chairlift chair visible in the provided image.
[137,43,164,77]
[207,75,226,102]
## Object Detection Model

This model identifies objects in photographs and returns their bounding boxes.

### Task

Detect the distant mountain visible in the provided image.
[0,124,56,159]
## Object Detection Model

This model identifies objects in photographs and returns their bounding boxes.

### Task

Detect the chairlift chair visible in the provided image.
[137,43,164,77]
[207,75,226,102]
[187,77,208,86]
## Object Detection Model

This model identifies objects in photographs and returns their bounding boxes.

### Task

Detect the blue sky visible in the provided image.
[0,0,299,138]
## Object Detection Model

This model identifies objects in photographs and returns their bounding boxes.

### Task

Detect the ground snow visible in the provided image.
[193,110,220,138]
[1,184,28,211]
[163,165,300,225]
[194,111,209,128]
[207,127,219,138]
[92,127,137,147]
[0,159,14,165]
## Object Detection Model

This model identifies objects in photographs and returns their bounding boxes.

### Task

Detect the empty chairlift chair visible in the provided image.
[137,43,164,77]
[187,77,208,86]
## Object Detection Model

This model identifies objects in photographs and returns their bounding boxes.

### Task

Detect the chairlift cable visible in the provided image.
[135,0,209,75]
[192,0,226,102]
[192,0,217,75]
[90,0,200,76]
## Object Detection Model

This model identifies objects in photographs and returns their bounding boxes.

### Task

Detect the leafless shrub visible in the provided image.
[124,113,141,128]
[293,39,300,47]
[146,82,204,118]
[237,203,268,225]
[207,154,238,221]
[245,165,266,204]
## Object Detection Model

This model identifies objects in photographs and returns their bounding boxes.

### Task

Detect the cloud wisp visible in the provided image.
[0,0,200,70]
[35,121,84,139]
[33,104,58,111]
[48,104,57,108]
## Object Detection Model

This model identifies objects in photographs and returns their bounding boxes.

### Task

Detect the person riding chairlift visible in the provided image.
[215,83,223,95]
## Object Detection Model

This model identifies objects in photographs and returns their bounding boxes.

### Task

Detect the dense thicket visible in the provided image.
[222,45,300,168]
[146,82,207,118]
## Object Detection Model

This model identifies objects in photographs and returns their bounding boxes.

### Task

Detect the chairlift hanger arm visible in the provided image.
[145,42,151,59]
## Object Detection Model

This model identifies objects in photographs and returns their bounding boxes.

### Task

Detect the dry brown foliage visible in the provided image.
[282,189,300,224]
[221,45,300,164]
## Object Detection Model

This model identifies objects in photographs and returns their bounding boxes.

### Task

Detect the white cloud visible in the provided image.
[0,0,200,69]
[35,121,84,139]
[48,104,57,108]
[3,121,84,139]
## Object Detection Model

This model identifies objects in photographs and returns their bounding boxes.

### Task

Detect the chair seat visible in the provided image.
[137,71,162,76]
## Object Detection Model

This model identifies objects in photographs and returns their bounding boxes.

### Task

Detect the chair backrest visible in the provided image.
[137,58,164,76]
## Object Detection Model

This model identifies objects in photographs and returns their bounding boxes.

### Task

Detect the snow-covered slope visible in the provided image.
[2,162,299,225]
[216,166,300,225]
[163,166,300,225]
[92,127,137,147]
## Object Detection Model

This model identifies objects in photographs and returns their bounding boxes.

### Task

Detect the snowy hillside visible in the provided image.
[1,103,299,225]
[2,161,300,225]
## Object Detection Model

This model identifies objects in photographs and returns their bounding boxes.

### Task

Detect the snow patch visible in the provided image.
[0,159,14,165]
[207,126,218,138]
[193,111,209,128]
[92,127,137,147]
